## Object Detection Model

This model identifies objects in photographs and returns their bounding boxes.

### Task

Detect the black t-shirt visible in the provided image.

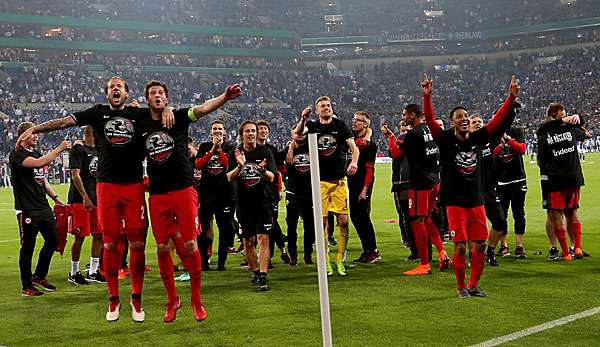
[285,142,311,197]
[479,143,497,196]
[68,144,98,204]
[495,127,526,184]
[537,120,586,191]
[9,148,50,211]
[391,134,410,192]
[72,104,145,183]
[348,140,377,191]
[138,108,195,195]
[402,123,440,190]
[196,141,235,201]
[437,128,490,207]
[306,118,353,181]
[264,143,282,201]
[227,145,276,210]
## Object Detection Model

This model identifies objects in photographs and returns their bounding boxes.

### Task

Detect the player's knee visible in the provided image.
[157,243,170,253]
[184,240,197,253]
[473,241,486,253]
[104,242,116,250]
[454,242,467,255]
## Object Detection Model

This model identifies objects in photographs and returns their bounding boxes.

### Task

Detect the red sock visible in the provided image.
[425,217,444,254]
[572,223,582,249]
[453,252,466,289]
[103,242,122,299]
[157,249,177,303]
[409,221,429,265]
[555,227,569,256]
[467,251,485,288]
[175,237,203,304]
[129,246,145,295]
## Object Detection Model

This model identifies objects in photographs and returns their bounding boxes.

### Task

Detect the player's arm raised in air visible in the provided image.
[484,76,519,137]
[16,116,76,149]
[21,140,71,169]
[381,125,404,160]
[422,73,442,139]
[189,84,242,122]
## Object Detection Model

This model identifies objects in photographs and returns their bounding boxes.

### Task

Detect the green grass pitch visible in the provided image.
[1,154,599,346]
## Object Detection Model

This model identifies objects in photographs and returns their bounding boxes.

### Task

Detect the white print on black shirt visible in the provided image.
[104,117,134,146]
[318,134,337,157]
[89,156,98,177]
[293,153,310,173]
[145,131,175,163]
[546,132,572,145]
[193,168,202,186]
[206,155,224,175]
[455,150,478,176]
[425,147,439,156]
[552,146,575,157]
[34,168,45,186]
[240,163,261,187]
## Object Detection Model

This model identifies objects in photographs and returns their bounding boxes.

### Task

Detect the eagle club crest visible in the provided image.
[34,168,45,186]
[455,150,477,175]
[207,154,224,175]
[104,117,134,146]
[145,131,175,163]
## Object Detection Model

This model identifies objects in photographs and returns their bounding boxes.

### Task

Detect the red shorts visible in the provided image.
[149,186,199,244]
[543,188,580,210]
[446,205,488,242]
[69,203,99,237]
[96,182,147,242]
[408,184,439,217]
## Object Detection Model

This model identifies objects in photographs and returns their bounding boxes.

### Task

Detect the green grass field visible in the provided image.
[1,154,600,346]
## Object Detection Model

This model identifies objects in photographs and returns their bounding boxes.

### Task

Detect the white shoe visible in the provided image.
[106,303,121,322]
[130,300,145,322]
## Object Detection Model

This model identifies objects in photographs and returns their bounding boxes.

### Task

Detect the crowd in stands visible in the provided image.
[2,44,600,175]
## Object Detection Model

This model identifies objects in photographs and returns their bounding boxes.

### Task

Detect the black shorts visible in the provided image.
[237,203,274,238]
[484,192,507,233]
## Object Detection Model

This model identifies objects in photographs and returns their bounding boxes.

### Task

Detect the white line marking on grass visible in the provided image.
[470,306,600,347]
[0,238,19,243]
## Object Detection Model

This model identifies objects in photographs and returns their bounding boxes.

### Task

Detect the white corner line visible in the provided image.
[469,306,600,347]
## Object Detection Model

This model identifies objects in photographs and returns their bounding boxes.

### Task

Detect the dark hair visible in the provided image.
[144,80,169,99]
[238,120,257,137]
[546,103,565,118]
[187,136,194,144]
[403,104,423,118]
[449,106,467,119]
[256,120,270,131]
[211,119,225,128]
[17,122,34,137]
[104,76,129,95]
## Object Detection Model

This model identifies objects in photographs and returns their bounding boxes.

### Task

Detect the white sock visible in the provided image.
[71,260,80,276]
[90,257,100,274]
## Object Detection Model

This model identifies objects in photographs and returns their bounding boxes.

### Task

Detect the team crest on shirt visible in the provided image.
[145,131,175,163]
[25,218,32,224]
[318,134,337,157]
[293,153,310,173]
[89,156,98,177]
[33,168,45,186]
[239,163,261,187]
[206,155,224,175]
[104,117,134,146]
[455,150,478,176]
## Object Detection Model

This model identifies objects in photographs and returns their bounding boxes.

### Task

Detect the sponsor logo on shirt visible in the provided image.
[104,117,134,146]
[546,132,572,145]
[293,153,310,173]
[455,150,478,176]
[89,156,98,177]
[33,168,45,186]
[318,134,337,157]
[145,131,175,163]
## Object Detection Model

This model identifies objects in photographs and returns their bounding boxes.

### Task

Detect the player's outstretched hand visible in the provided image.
[225,84,242,101]
[509,75,520,97]
[422,73,432,96]
[347,162,358,176]
[301,107,312,120]
[59,140,72,152]
[381,124,394,138]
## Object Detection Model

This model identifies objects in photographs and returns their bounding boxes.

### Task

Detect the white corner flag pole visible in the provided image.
[308,133,333,347]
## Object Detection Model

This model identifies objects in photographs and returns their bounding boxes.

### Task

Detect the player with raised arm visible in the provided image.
[10,122,70,296]
[141,80,241,322]
[381,104,450,275]
[423,74,519,298]
[295,96,359,276]
[16,76,174,322]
